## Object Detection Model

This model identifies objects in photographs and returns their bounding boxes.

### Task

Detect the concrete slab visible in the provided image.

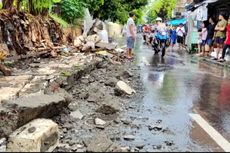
[0,75,32,101]
[7,119,59,152]
[0,94,67,138]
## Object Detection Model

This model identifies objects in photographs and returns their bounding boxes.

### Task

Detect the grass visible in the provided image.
[49,13,69,28]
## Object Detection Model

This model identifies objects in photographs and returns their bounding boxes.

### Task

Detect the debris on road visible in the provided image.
[86,134,113,152]
[116,81,136,95]
[0,138,6,152]
[123,135,136,141]
[148,124,163,131]
[70,110,84,120]
[164,141,175,146]
[95,118,106,125]
[6,119,59,152]
[153,145,162,150]
[0,94,68,138]
[135,143,145,149]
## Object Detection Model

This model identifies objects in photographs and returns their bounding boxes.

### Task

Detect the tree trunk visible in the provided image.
[28,0,36,15]
[16,0,22,11]
[3,0,13,9]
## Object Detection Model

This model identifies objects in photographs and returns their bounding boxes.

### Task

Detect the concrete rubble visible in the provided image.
[116,81,136,95]
[86,134,113,152]
[70,110,84,120]
[0,94,66,138]
[7,119,59,152]
[0,11,143,152]
[95,118,106,125]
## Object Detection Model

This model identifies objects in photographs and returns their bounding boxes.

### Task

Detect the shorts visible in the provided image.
[206,39,213,46]
[127,37,135,49]
[177,36,184,44]
[171,38,176,44]
[202,40,206,46]
[215,37,225,45]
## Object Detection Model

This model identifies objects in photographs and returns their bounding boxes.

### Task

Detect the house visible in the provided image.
[185,0,230,51]
[173,0,187,17]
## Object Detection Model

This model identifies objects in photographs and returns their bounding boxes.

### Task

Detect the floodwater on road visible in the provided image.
[117,36,230,152]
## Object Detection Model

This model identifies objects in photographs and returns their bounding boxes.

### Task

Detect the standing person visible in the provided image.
[176,23,186,50]
[214,14,227,60]
[219,16,230,62]
[126,12,136,59]
[143,24,149,43]
[206,17,216,55]
[149,24,156,45]
[201,22,208,56]
[170,26,177,49]
[197,28,203,55]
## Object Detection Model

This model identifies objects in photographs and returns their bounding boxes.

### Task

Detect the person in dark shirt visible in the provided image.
[206,17,215,55]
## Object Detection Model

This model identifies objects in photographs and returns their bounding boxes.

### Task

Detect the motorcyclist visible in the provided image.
[153,17,169,57]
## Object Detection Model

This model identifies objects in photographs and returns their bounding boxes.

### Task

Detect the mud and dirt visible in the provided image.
[52,57,146,152]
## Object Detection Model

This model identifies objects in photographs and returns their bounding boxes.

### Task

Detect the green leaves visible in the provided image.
[32,0,53,13]
[49,13,69,28]
[52,0,61,3]
[147,0,177,23]
[85,0,147,24]
[60,0,85,24]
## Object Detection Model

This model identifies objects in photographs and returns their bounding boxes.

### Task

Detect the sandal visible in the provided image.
[211,57,218,60]
[218,58,226,63]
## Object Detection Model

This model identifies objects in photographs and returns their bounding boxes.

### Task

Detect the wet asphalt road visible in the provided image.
[119,36,230,152]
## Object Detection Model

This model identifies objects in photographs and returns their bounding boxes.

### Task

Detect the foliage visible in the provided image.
[85,0,148,24]
[30,0,53,15]
[1,0,147,25]
[147,0,176,23]
[84,0,104,16]
[60,0,85,24]
[49,13,69,28]
[133,8,145,25]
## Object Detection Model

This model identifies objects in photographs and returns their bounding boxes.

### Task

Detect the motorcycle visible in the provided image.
[152,31,170,57]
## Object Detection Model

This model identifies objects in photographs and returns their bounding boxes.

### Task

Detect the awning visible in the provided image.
[186,0,218,12]
[167,18,187,26]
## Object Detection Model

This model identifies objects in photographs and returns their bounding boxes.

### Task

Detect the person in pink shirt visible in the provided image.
[197,22,207,56]
[201,23,208,56]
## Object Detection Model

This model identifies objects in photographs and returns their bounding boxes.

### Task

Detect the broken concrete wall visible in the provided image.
[0,94,67,138]
[105,22,123,38]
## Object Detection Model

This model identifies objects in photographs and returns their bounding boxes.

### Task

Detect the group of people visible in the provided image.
[125,12,189,59]
[142,19,187,50]
[197,14,230,62]
[125,11,230,62]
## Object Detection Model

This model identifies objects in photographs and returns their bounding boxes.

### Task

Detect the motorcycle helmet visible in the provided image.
[156,17,162,22]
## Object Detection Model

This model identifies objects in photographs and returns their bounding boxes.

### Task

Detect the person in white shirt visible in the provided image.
[126,12,136,59]
[176,23,186,49]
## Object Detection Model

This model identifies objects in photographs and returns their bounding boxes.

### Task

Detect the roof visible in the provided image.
[167,18,187,26]
[186,0,218,12]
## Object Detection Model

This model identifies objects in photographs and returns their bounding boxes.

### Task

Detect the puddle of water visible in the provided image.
[119,37,230,151]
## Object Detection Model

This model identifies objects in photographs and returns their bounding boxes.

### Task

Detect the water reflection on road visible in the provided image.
[131,37,230,151]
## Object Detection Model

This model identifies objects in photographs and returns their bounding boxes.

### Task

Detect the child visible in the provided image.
[201,22,208,56]
[170,26,177,49]
[219,16,230,62]
[197,28,202,55]
[176,23,186,50]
